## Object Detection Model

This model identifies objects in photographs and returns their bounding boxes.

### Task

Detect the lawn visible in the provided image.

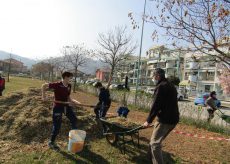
[3,76,45,94]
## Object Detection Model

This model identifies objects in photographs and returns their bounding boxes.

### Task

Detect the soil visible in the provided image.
[72,91,230,163]
[0,88,229,163]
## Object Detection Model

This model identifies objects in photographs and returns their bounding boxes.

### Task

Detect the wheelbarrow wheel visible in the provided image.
[106,134,118,145]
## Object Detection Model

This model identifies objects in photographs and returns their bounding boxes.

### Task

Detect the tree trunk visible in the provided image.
[7,62,11,82]
[51,68,54,82]
[73,67,77,93]
[48,72,51,82]
[107,67,114,89]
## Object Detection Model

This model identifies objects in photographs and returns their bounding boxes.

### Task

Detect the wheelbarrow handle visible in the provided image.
[125,124,154,134]
[76,104,96,108]
[217,108,225,115]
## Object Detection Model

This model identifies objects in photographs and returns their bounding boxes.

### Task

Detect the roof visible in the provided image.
[96,68,111,73]
[149,45,165,50]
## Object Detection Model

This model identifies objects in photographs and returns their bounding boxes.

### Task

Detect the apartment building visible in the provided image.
[116,55,147,85]
[146,45,184,85]
[182,52,222,95]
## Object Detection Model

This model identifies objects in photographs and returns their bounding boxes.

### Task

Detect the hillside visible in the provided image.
[0,50,36,68]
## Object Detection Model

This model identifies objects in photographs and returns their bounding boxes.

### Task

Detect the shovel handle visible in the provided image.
[52,100,95,108]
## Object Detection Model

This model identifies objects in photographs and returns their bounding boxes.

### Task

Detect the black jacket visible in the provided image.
[97,87,111,107]
[147,78,180,124]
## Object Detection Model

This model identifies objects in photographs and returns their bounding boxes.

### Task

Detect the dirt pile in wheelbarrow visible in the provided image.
[0,87,98,144]
[106,117,141,129]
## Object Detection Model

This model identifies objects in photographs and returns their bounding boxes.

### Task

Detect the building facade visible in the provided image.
[146,45,184,85]
[0,58,27,73]
[96,68,110,82]
[116,55,147,85]
[182,52,226,98]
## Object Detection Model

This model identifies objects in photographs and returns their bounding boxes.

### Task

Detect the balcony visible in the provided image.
[188,75,197,82]
[188,62,199,69]
[166,62,177,68]
[198,76,215,81]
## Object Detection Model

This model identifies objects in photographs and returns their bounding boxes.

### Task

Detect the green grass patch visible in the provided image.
[8,138,181,164]
[4,76,44,95]
[180,116,230,136]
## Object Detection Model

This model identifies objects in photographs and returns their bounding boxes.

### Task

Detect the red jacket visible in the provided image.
[0,77,5,90]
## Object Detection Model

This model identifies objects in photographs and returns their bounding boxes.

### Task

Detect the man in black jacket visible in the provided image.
[94,82,111,118]
[143,68,180,164]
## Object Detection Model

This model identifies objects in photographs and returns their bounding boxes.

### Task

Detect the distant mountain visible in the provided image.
[0,50,36,68]
[0,50,107,74]
[78,58,108,75]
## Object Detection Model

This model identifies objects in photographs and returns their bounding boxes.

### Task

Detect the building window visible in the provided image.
[205,85,211,92]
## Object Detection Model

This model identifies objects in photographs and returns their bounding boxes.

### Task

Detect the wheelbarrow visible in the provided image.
[216,108,230,124]
[99,118,152,154]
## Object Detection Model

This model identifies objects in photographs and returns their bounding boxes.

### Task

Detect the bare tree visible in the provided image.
[97,26,137,88]
[52,48,71,79]
[129,0,230,66]
[53,57,69,76]
[66,44,90,92]
[47,57,56,82]
[31,62,50,80]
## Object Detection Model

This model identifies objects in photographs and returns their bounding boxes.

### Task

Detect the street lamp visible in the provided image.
[135,0,147,105]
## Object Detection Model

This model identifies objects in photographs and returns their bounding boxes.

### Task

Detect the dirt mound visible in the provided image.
[106,117,141,129]
[0,88,98,144]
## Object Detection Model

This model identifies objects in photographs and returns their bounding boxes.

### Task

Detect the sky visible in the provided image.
[0,0,164,60]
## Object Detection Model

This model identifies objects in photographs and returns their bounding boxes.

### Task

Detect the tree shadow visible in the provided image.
[106,134,184,164]
[58,146,110,164]
[79,146,110,164]
[128,143,182,164]
[58,150,87,163]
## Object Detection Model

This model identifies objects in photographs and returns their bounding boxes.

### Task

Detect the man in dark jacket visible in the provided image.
[143,68,180,164]
[94,82,111,118]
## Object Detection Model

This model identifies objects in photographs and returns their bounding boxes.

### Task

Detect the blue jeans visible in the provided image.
[50,105,77,142]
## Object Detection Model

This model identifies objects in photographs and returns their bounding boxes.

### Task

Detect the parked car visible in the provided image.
[85,80,96,85]
[194,93,221,107]
[177,92,184,101]
[145,88,155,95]
[113,84,130,90]
[116,84,125,90]
[109,84,118,89]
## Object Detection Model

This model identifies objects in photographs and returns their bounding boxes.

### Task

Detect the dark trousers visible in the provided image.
[94,104,109,118]
[50,105,77,142]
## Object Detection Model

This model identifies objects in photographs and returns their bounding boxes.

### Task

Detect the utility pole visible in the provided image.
[7,53,12,82]
[135,0,147,105]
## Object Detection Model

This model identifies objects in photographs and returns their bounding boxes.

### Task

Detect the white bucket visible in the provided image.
[68,130,86,153]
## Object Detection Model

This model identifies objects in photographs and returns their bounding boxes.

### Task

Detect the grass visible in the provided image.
[180,116,230,136]
[8,138,180,164]
[3,76,44,95]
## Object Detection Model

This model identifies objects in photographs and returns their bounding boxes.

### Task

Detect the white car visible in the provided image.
[109,84,118,89]
[145,88,155,94]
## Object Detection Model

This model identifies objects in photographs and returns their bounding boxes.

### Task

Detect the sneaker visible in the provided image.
[48,141,60,151]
